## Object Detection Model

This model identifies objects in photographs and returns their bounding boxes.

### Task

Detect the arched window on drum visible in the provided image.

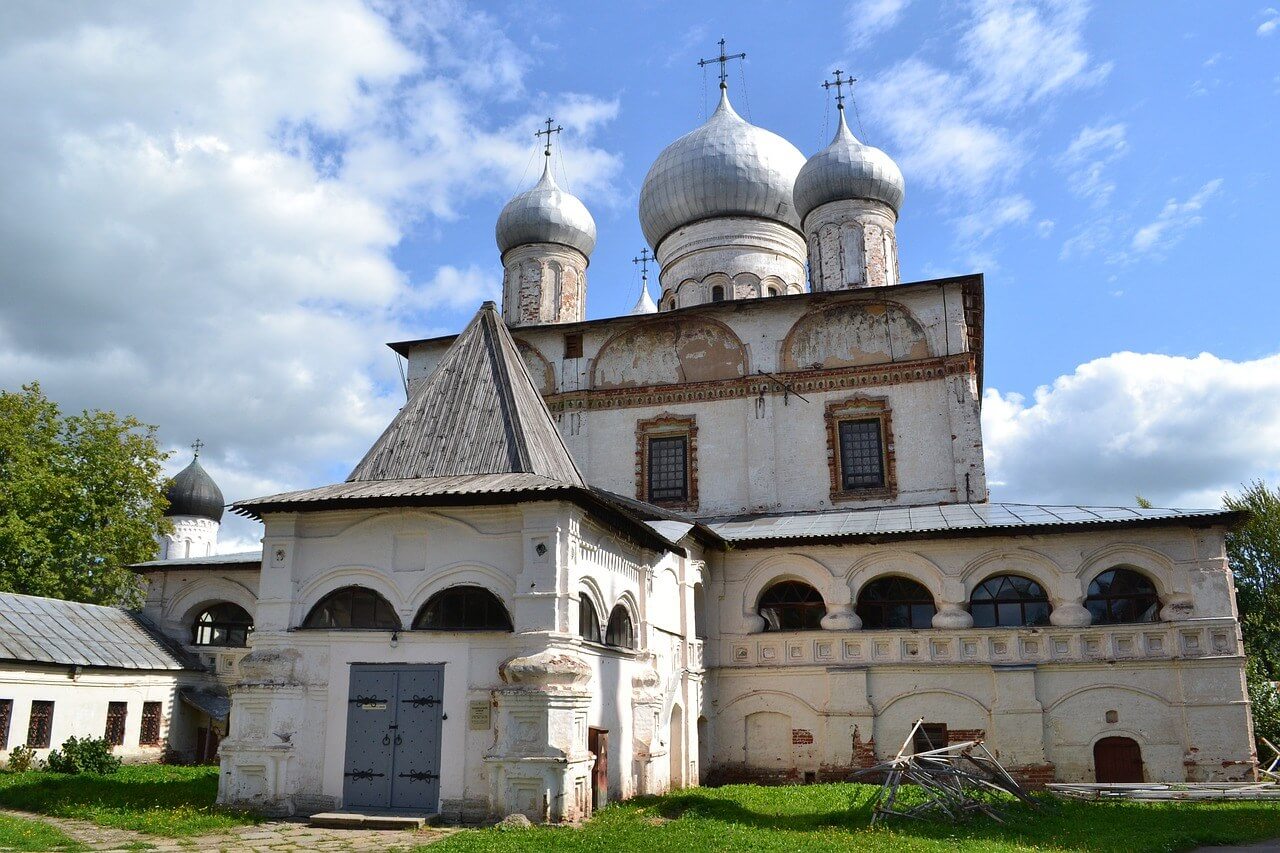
[757,581,825,632]
[1085,569,1160,624]
[969,575,1051,628]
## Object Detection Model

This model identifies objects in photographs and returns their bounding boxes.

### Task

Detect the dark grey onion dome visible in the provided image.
[794,108,905,221]
[165,456,224,522]
[638,87,807,250]
[495,159,597,258]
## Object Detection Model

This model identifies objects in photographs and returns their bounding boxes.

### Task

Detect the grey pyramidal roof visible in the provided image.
[347,301,585,487]
[0,592,195,671]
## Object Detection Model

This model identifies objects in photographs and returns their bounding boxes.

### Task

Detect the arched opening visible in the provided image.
[414,585,513,631]
[192,603,253,647]
[605,605,635,649]
[669,704,685,790]
[696,715,709,785]
[758,580,825,632]
[856,577,936,629]
[579,595,603,643]
[1085,568,1160,624]
[766,286,780,297]
[302,586,400,630]
[969,575,1051,628]
[1094,736,1144,782]
[693,582,707,639]
[710,284,725,302]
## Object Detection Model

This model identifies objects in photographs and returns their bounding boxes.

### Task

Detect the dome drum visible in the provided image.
[655,215,807,307]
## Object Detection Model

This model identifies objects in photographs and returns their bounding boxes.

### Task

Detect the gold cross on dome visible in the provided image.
[698,37,747,89]
[534,117,563,158]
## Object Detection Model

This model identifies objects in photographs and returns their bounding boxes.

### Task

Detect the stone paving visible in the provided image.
[0,808,452,852]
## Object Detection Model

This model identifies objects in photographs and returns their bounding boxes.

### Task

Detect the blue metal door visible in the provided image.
[391,666,444,810]
[342,668,395,809]
[343,664,444,813]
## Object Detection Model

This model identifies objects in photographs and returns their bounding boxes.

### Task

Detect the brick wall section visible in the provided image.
[1007,763,1056,789]
[947,729,986,745]
[852,728,876,769]
[791,729,814,745]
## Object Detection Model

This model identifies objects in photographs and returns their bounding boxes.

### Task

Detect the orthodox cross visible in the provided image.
[822,69,855,111]
[190,438,204,458]
[631,248,653,281]
[534,117,563,158]
[698,38,746,89]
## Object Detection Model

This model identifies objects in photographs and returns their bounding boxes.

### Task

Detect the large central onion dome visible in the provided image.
[165,455,224,523]
[495,160,597,258]
[638,88,807,250]
[794,108,905,220]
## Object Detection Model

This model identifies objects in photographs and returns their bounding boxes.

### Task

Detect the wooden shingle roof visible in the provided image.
[347,301,585,486]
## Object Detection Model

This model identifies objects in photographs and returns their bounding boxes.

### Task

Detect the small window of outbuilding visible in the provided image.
[0,699,12,750]
[105,702,127,746]
[302,586,401,630]
[758,581,826,632]
[414,586,513,632]
[27,700,53,749]
[140,702,162,746]
[605,605,635,650]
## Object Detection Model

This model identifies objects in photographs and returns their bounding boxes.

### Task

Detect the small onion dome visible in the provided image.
[629,281,657,315]
[165,456,224,523]
[793,108,905,221]
[638,87,806,250]
[495,159,597,258]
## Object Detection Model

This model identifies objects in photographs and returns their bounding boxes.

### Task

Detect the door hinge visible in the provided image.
[402,695,440,708]
[344,769,386,780]
[398,771,440,782]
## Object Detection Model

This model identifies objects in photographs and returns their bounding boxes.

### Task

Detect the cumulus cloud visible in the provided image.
[1058,122,1127,206]
[1259,7,1279,36]
[1131,179,1223,254]
[0,1,623,550]
[983,351,1280,508]
[846,0,912,48]
[953,195,1035,240]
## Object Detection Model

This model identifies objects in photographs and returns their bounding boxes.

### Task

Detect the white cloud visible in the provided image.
[962,0,1112,111]
[846,0,912,47]
[1058,122,1127,206]
[0,1,623,550]
[1131,179,1223,254]
[1037,219,1055,237]
[954,195,1035,240]
[984,351,1280,507]
[1259,7,1279,36]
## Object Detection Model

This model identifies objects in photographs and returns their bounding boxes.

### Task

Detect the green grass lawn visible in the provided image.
[0,812,89,851]
[425,783,1280,853]
[0,764,257,838]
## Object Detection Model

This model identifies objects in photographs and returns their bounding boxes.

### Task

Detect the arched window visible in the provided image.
[758,581,826,632]
[1085,568,1159,625]
[579,596,602,644]
[302,586,400,630]
[857,577,936,629]
[192,603,253,647]
[710,284,725,302]
[969,575,1051,628]
[414,585,513,631]
[605,605,635,649]
[766,286,780,297]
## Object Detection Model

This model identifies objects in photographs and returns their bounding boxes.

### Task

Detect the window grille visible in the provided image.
[758,581,826,632]
[140,702,162,746]
[838,418,885,489]
[969,575,1052,628]
[647,436,688,502]
[605,606,635,649]
[0,699,11,750]
[27,700,53,749]
[1085,569,1160,624]
[857,577,936,629]
[105,702,127,746]
[413,586,513,631]
[192,602,253,647]
[579,597,602,643]
[302,586,401,630]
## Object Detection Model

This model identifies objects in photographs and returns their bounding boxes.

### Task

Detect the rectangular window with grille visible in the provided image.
[838,418,885,490]
[140,702,162,746]
[27,700,53,749]
[105,702,127,746]
[647,435,688,503]
[0,699,11,750]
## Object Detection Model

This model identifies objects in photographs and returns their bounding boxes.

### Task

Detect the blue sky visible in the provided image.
[1,1,1277,551]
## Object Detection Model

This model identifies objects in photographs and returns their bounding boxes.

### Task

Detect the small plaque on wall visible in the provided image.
[468,700,492,731]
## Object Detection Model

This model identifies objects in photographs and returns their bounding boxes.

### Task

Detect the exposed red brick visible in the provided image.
[791,729,814,746]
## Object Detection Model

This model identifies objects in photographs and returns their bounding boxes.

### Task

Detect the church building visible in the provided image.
[136,57,1255,823]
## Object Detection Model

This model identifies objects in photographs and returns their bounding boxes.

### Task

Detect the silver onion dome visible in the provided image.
[495,159,597,257]
[638,87,807,249]
[794,108,905,221]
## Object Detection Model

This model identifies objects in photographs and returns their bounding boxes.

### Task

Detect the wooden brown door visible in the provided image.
[588,728,608,812]
[1094,736,1143,782]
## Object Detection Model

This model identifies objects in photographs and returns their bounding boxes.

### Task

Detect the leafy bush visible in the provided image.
[3,746,36,773]
[1248,659,1280,759]
[44,737,120,775]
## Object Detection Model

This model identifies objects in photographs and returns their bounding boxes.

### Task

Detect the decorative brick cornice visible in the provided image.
[635,413,698,513]
[544,353,974,414]
[824,394,897,504]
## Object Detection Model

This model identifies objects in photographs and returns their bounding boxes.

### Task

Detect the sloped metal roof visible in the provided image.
[235,473,571,515]
[0,593,199,671]
[130,550,261,573]
[347,301,585,487]
[708,503,1243,547]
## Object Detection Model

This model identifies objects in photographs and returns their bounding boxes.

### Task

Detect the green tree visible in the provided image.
[0,383,170,606]
[1224,481,1280,678]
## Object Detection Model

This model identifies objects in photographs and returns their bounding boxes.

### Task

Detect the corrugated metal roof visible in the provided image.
[347,301,584,487]
[235,473,571,516]
[131,550,261,572]
[180,687,231,721]
[0,593,198,671]
[708,502,1241,545]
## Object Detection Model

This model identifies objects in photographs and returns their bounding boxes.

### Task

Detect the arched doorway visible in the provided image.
[1094,736,1144,782]
[669,705,684,789]
[697,716,709,785]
